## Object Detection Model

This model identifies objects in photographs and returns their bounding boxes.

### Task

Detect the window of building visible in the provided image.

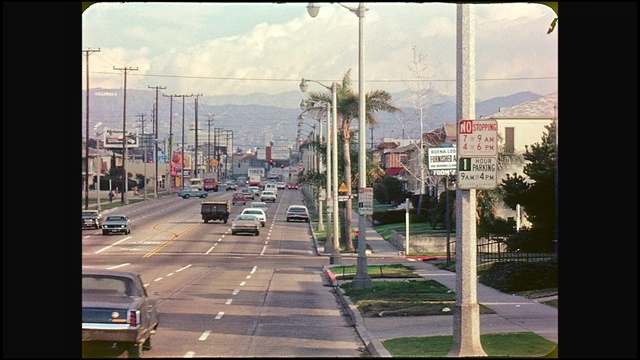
[505,127,515,153]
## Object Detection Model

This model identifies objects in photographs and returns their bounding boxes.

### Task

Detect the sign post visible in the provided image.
[456,119,498,190]
[358,187,373,215]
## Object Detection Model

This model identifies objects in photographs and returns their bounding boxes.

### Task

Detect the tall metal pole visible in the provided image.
[206,114,214,173]
[114,66,138,204]
[173,94,194,191]
[330,83,341,264]
[352,2,372,289]
[163,94,176,193]
[149,85,165,198]
[83,48,99,209]
[192,94,203,181]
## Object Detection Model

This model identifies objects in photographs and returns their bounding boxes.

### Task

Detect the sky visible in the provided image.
[81,2,558,101]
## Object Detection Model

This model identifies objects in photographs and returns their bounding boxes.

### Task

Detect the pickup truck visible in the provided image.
[177,188,209,199]
[201,200,231,223]
[82,268,160,358]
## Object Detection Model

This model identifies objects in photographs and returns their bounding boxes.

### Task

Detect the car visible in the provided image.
[248,186,261,197]
[259,190,277,203]
[286,205,310,223]
[240,208,267,227]
[177,188,209,199]
[82,210,102,229]
[232,192,247,205]
[241,188,255,200]
[276,182,286,190]
[264,183,278,196]
[287,183,299,190]
[101,215,132,235]
[250,201,269,217]
[82,268,159,358]
[230,214,260,235]
[225,181,237,191]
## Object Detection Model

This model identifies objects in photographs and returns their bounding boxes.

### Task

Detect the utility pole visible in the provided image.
[149,85,166,198]
[192,94,203,180]
[205,114,214,172]
[163,94,176,193]
[83,47,100,210]
[172,94,194,190]
[136,113,148,200]
[114,66,138,204]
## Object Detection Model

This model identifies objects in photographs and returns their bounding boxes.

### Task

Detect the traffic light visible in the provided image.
[269,159,274,165]
[280,164,285,168]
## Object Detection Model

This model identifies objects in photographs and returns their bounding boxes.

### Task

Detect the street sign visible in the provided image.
[427,147,457,170]
[457,157,498,189]
[338,195,355,201]
[338,182,348,194]
[430,169,456,176]
[458,119,498,156]
[358,187,374,215]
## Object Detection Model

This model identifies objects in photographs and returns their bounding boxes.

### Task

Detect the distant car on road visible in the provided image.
[177,188,209,199]
[276,182,286,190]
[250,201,269,217]
[241,188,255,200]
[232,192,247,205]
[82,210,102,230]
[101,215,132,235]
[82,268,159,358]
[259,190,277,203]
[286,205,310,223]
[286,183,299,190]
[225,181,237,191]
[230,214,260,236]
[240,208,267,227]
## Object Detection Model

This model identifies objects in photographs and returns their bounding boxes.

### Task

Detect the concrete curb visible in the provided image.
[323,267,392,357]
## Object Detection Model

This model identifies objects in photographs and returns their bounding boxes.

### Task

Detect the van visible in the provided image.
[264,183,278,196]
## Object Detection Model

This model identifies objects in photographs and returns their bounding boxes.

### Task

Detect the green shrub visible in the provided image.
[479,259,558,292]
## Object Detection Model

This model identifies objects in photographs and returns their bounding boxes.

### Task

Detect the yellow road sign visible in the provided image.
[338,182,348,194]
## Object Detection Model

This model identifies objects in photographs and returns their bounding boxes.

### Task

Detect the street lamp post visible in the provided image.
[305,3,367,282]
[300,78,341,265]
[94,122,104,211]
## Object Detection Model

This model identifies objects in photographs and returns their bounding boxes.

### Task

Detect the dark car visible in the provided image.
[286,205,310,222]
[82,210,102,229]
[82,268,159,358]
[101,215,132,235]
[232,192,246,205]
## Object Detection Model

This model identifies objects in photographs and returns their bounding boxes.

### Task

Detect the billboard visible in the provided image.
[103,128,139,148]
[270,146,290,161]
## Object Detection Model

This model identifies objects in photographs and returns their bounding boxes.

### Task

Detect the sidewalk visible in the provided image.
[321,211,558,357]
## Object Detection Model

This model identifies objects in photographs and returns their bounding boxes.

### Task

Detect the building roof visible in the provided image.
[377,141,398,150]
[487,92,558,119]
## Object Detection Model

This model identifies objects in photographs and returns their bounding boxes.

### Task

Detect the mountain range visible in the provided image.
[82,88,543,152]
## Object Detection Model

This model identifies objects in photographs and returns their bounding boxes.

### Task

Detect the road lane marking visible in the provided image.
[198,330,211,341]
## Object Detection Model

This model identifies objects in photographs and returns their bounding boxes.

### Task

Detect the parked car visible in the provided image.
[231,192,246,205]
[230,214,260,236]
[101,215,132,235]
[250,201,269,217]
[286,205,310,223]
[240,208,267,227]
[225,181,237,191]
[201,200,231,223]
[82,268,159,358]
[82,210,102,230]
[177,188,209,199]
[286,183,299,190]
[241,188,255,200]
[259,190,277,203]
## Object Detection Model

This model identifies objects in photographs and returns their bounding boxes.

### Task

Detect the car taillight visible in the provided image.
[128,310,140,327]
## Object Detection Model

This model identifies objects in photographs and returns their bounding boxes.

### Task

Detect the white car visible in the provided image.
[259,190,277,203]
[250,202,269,217]
[240,208,267,227]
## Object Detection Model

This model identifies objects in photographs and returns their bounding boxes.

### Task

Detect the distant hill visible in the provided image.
[82,89,542,151]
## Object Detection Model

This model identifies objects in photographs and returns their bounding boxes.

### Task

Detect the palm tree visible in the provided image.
[302,69,402,250]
